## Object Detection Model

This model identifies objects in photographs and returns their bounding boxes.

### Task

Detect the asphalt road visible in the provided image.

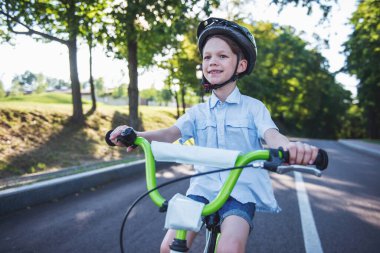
[0,140,379,253]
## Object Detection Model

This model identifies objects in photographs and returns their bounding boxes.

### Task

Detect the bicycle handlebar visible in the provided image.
[105,128,328,214]
[105,128,328,170]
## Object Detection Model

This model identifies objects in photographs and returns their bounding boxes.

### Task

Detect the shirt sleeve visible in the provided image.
[254,102,278,140]
[174,108,195,144]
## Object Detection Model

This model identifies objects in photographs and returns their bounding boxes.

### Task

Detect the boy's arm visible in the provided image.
[110,125,181,151]
[136,126,181,143]
[263,128,289,149]
[263,128,318,165]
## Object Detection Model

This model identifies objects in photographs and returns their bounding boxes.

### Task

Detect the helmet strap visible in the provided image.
[202,55,241,93]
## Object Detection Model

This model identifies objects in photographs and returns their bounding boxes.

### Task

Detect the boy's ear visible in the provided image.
[237,59,248,74]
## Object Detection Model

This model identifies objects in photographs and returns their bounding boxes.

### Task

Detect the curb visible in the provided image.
[0,160,170,216]
[338,140,380,158]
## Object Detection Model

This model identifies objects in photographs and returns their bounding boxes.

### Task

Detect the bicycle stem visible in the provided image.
[202,150,273,216]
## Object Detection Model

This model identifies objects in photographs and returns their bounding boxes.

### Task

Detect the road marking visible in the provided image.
[294,172,324,253]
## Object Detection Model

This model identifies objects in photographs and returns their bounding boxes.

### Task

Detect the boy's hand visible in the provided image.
[286,142,318,165]
[109,125,137,152]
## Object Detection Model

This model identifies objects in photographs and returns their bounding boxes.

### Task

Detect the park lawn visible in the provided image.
[0,93,177,179]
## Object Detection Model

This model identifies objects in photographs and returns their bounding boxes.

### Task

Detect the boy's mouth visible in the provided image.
[208,70,223,74]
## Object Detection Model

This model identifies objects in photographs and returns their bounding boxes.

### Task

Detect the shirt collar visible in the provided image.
[209,87,241,109]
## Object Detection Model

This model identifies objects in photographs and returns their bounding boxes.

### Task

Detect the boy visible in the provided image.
[111,17,319,253]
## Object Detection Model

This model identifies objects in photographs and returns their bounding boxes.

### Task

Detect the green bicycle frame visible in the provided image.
[135,136,281,243]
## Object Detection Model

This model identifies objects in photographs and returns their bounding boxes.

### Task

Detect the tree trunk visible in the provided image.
[367,107,380,139]
[89,40,96,113]
[67,0,83,123]
[128,38,139,129]
[174,91,180,119]
[68,40,84,123]
[181,85,186,115]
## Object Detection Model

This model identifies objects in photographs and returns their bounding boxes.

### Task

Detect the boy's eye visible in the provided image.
[203,55,211,60]
[220,55,228,58]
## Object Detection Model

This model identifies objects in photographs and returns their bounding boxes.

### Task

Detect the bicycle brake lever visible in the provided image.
[276,165,322,177]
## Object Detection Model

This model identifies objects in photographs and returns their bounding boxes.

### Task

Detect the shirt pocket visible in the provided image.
[225,118,258,150]
[195,120,216,146]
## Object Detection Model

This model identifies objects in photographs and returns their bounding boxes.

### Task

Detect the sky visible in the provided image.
[0,0,359,96]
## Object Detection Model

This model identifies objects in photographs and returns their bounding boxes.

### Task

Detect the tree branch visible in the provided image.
[0,9,68,45]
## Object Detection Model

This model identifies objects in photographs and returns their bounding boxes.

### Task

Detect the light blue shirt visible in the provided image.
[175,87,281,213]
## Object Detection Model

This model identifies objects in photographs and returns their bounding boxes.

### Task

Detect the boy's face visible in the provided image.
[202,37,247,85]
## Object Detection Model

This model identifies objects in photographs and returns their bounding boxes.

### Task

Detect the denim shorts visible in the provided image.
[187,194,256,231]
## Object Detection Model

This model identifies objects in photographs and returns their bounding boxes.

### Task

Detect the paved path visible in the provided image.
[0,139,379,253]
[338,139,380,158]
[0,139,379,215]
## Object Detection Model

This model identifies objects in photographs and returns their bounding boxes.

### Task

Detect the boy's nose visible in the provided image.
[209,57,218,66]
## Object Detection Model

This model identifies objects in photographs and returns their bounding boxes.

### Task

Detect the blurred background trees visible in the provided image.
[344,0,380,139]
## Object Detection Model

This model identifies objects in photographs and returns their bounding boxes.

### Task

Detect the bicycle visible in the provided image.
[105,128,328,253]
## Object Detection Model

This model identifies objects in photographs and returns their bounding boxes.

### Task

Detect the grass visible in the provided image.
[363,139,380,145]
[0,92,177,180]
[0,92,86,104]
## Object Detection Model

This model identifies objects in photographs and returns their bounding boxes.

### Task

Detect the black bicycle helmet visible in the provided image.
[197,17,257,91]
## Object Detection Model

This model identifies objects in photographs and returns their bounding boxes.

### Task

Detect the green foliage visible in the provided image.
[106,0,214,127]
[14,71,36,86]
[35,73,48,94]
[46,77,70,90]
[94,77,106,96]
[160,18,202,114]
[339,103,366,139]
[239,22,351,139]
[140,87,158,102]
[10,71,37,94]
[344,0,380,138]
[159,88,172,105]
[112,83,128,98]
[108,0,203,67]
[140,87,174,106]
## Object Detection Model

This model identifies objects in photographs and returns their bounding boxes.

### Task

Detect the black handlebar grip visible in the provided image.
[282,148,328,171]
[315,149,328,170]
[105,128,137,147]
[105,129,116,146]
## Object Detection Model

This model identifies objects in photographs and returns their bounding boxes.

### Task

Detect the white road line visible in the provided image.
[294,172,324,253]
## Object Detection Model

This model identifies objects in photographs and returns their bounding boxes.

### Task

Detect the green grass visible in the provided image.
[0,92,85,104]
[0,92,177,179]
[363,139,380,145]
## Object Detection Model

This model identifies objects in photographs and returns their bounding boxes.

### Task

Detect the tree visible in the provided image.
[94,77,105,97]
[159,18,201,115]
[0,0,107,123]
[344,0,380,138]
[113,83,128,99]
[35,73,47,94]
[140,87,159,104]
[46,77,70,91]
[106,0,217,129]
[10,71,37,95]
[18,71,37,86]
[239,22,351,138]
[270,0,334,18]
[81,1,108,113]
[158,88,172,106]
